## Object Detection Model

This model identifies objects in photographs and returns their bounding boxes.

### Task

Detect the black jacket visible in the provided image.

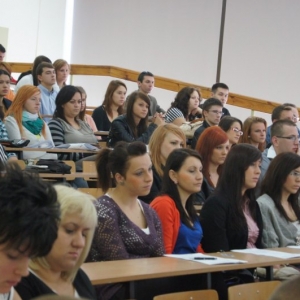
[200,193,263,253]
[16,268,96,300]
[191,120,210,149]
[107,115,157,147]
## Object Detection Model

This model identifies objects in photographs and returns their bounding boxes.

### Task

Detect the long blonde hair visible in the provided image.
[149,124,186,177]
[5,85,46,136]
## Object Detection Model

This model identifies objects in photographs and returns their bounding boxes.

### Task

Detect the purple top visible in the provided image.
[88,195,164,261]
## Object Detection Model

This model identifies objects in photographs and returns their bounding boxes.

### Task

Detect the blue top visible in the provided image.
[38,84,58,123]
[173,219,203,254]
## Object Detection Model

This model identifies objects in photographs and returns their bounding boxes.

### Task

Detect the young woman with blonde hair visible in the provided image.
[15,185,98,300]
[239,116,267,151]
[53,59,70,90]
[5,85,57,160]
[139,123,186,203]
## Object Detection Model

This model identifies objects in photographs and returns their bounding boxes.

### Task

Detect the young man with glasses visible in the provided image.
[265,105,295,145]
[191,98,223,149]
[211,82,231,118]
[263,120,299,161]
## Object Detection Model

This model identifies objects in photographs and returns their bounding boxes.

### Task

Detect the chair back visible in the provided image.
[153,289,219,300]
[228,281,281,300]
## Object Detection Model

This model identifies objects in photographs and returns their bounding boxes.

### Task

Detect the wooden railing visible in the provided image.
[9,63,300,115]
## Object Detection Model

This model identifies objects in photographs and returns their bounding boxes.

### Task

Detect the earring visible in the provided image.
[173,181,178,185]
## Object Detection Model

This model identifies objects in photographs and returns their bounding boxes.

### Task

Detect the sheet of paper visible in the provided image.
[231,248,300,259]
[165,253,247,265]
[287,246,300,249]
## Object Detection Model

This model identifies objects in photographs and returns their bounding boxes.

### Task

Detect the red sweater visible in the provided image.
[151,195,203,254]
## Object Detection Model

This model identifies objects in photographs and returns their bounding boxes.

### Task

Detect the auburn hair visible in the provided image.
[5,85,46,136]
[195,126,228,187]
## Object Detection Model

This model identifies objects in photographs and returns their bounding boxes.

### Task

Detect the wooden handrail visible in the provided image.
[9,63,300,115]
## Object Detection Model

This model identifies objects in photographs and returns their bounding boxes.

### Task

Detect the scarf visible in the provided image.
[22,111,44,135]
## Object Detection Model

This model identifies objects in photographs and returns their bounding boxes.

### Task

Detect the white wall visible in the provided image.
[0,0,68,62]
[70,0,222,111]
[2,0,300,125]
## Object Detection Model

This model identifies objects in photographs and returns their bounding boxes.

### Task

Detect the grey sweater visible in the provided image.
[257,194,298,248]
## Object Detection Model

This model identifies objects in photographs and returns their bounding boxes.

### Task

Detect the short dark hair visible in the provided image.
[271,105,292,121]
[32,55,52,86]
[137,71,154,82]
[211,83,229,93]
[202,98,223,112]
[36,62,54,77]
[283,103,297,108]
[54,85,82,123]
[96,141,147,193]
[0,166,60,257]
[270,119,296,138]
[261,152,300,222]
[0,44,6,53]
[161,148,202,228]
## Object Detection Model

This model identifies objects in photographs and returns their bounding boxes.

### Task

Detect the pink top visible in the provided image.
[243,202,259,248]
[84,114,101,140]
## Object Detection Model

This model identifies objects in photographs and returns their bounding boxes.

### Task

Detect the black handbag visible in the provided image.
[36,159,72,174]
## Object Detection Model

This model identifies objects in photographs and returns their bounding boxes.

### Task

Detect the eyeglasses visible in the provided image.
[276,135,300,143]
[293,116,300,122]
[231,127,243,136]
[289,171,300,179]
[209,110,223,115]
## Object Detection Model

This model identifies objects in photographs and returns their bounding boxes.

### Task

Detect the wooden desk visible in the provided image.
[37,172,97,180]
[82,248,300,293]
[94,131,109,136]
[5,147,99,159]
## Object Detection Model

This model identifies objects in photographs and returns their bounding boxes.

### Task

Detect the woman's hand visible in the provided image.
[152,113,165,126]
[191,107,202,116]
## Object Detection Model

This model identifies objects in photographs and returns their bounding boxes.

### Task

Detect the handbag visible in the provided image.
[180,120,203,139]
[36,159,72,174]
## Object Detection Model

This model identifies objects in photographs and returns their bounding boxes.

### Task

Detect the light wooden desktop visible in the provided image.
[82,247,300,286]
[4,146,99,160]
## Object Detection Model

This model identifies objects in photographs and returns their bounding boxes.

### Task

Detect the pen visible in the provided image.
[194,257,217,260]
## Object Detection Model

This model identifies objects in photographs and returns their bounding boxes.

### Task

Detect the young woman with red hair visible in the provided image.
[195,126,230,204]
[4,85,57,160]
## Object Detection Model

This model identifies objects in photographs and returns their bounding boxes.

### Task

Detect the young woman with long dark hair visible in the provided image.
[107,91,164,147]
[165,86,202,126]
[151,148,203,254]
[88,141,164,300]
[219,116,243,148]
[92,80,126,131]
[200,144,263,300]
[257,152,300,248]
